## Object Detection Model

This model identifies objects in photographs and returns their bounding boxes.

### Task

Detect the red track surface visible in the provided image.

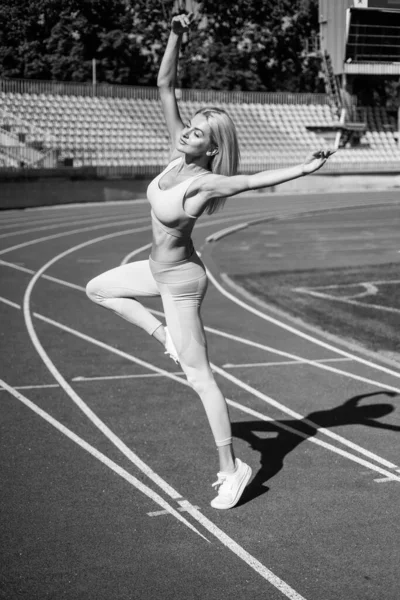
[1,190,399,600]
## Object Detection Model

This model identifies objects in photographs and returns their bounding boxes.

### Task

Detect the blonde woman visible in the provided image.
[86,14,335,509]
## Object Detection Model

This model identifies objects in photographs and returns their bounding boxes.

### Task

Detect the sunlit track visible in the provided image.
[3,196,400,600]
[1,254,399,471]
[0,378,210,543]
[206,268,400,383]
[16,218,312,600]
[17,307,400,482]
[0,197,148,223]
[0,204,146,228]
[0,212,152,239]
[2,214,400,470]
[1,388,308,600]
[3,291,399,488]
[3,205,372,599]
[0,208,284,257]
[0,218,151,256]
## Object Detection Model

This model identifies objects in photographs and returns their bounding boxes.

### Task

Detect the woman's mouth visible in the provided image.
[179,138,187,145]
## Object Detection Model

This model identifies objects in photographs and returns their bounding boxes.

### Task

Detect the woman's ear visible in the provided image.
[206,147,219,156]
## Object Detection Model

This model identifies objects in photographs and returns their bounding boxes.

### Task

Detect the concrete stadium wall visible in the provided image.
[0,172,151,210]
[1,170,400,211]
[261,172,400,195]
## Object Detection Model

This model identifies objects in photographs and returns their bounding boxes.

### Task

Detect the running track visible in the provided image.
[1,190,399,600]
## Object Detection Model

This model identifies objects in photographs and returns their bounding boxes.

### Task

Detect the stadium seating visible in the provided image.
[0,89,399,170]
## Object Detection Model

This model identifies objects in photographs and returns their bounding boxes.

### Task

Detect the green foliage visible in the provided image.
[0,0,323,92]
[178,0,322,92]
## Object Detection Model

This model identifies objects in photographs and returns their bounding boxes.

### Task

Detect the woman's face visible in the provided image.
[177,113,214,157]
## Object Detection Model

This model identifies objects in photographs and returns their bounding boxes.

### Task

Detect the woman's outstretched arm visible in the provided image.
[197,148,337,201]
[158,13,193,155]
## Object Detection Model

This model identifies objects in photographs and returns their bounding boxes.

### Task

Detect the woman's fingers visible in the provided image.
[172,12,194,31]
[315,148,337,159]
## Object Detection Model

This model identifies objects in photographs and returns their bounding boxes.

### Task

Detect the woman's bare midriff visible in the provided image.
[150,221,194,263]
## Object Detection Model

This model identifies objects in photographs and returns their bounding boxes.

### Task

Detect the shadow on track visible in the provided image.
[232,391,400,506]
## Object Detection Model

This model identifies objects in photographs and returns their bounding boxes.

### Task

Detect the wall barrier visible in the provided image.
[1,165,399,211]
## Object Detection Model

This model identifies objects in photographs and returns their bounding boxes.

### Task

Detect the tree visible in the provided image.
[0,0,323,92]
[177,0,323,92]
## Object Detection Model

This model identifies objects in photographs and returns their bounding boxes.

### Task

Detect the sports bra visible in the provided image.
[147,157,209,239]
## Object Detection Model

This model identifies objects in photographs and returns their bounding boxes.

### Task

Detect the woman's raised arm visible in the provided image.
[197,148,337,202]
[158,14,193,156]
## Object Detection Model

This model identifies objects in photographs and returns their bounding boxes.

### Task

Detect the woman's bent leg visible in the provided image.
[86,260,162,336]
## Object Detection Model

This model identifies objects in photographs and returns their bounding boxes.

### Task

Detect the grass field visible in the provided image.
[232,262,400,359]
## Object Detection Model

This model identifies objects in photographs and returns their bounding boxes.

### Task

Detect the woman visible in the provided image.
[86,13,335,509]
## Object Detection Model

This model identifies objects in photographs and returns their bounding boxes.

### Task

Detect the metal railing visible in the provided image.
[1,154,399,176]
[0,77,330,106]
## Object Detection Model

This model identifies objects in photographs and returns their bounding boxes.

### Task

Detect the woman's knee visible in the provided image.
[85,277,103,304]
[186,370,216,396]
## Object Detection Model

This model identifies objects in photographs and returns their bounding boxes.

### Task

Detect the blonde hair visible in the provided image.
[194,107,240,214]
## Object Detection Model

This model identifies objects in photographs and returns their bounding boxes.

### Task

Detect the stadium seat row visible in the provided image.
[0,91,399,168]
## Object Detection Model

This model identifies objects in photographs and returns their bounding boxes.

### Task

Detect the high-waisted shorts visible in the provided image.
[149,251,208,356]
[149,250,207,286]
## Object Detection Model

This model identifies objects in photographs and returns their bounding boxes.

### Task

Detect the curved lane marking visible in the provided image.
[206,267,400,382]
[22,226,182,501]
[28,311,400,481]
[0,213,147,239]
[0,219,150,256]
[0,377,209,542]
[19,229,310,600]
[1,213,399,469]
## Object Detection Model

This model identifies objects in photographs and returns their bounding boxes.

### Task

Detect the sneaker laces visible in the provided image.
[164,349,179,364]
[211,473,228,493]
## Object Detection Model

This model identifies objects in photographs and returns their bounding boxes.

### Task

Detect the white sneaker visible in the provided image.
[211,458,252,509]
[164,327,179,364]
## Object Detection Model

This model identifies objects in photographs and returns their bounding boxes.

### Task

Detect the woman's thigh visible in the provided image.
[157,275,209,368]
[87,260,160,300]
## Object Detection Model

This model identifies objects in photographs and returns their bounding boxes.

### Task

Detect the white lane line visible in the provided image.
[207,268,400,382]
[4,209,399,470]
[0,259,87,292]
[19,244,311,599]
[222,358,352,368]
[16,326,311,600]
[2,255,399,470]
[118,209,278,266]
[299,290,400,316]
[0,220,150,256]
[21,227,183,502]
[0,206,147,229]
[0,296,21,309]
[72,372,184,382]
[0,383,59,391]
[0,377,209,542]
[28,311,400,478]
[225,400,400,482]
[0,208,266,260]
[210,362,400,471]
[147,506,200,517]
[178,496,305,600]
[0,260,375,384]
[0,214,144,239]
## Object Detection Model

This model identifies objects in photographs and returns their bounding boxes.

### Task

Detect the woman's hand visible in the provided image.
[171,13,194,35]
[301,148,336,175]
